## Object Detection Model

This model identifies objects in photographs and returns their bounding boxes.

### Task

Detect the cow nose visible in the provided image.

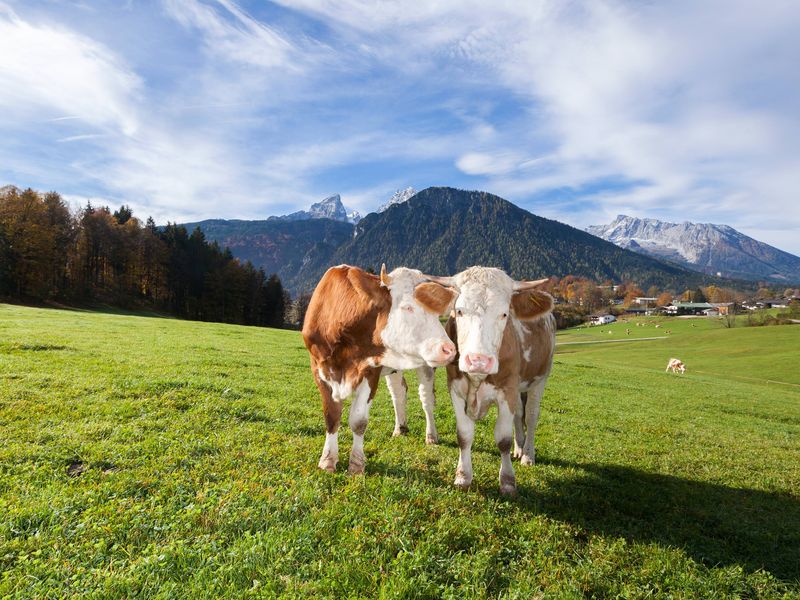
[429,341,455,365]
[440,341,455,359]
[464,353,494,374]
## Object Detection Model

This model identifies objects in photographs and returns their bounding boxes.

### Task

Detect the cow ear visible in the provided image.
[414,282,457,315]
[511,290,554,321]
[347,267,389,307]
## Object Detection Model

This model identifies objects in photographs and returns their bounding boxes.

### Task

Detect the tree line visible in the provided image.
[0,187,287,327]
[535,275,796,328]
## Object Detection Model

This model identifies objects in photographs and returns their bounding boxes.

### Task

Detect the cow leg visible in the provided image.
[451,392,475,489]
[417,365,438,444]
[521,378,546,466]
[496,396,517,496]
[348,371,381,475]
[513,392,527,459]
[385,370,409,437]
[315,371,342,473]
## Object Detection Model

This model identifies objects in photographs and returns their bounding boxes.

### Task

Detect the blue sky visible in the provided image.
[2,1,799,254]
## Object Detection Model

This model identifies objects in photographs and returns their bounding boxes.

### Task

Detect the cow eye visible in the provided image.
[501,313,508,319]
[403,305,414,313]
[456,309,463,317]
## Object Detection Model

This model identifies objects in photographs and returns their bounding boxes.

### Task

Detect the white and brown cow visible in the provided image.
[430,266,555,495]
[302,264,457,474]
[666,358,686,374]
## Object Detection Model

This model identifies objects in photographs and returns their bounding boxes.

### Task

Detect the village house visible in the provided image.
[589,314,617,325]
[666,301,734,316]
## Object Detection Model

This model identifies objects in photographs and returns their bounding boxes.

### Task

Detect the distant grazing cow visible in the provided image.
[427,267,555,496]
[666,358,686,374]
[302,265,457,474]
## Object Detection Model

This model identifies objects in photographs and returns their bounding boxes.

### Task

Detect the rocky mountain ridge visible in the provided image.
[587,215,800,282]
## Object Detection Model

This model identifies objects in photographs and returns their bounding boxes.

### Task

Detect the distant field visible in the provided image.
[557,314,800,386]
[1,304,799,598]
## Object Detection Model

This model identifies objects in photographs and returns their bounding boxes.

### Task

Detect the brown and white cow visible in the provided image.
[666,358,686,374]
[430,266,555,495]
[302,264,457,474]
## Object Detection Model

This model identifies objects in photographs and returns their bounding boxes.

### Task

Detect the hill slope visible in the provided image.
[1,304,798,596]
[587,215,800,283]
[180,218,353,289]
[292,187,734,293]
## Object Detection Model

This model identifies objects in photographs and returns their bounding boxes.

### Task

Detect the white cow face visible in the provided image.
[451,267,551,376]
[379,267,457,369]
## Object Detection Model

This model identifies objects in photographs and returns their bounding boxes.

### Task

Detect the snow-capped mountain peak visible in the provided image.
[272,194,360,224]
[378,187,417,212]
[308,194,347,221]
[587,214,800,282]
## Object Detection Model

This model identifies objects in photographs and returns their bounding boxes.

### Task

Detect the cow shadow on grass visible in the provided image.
[331,431,799,582]
[516,458,800,583]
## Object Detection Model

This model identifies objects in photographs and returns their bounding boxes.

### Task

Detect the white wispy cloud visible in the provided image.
[1,0,799,254]
[56,133,108,143]
[0,4,140,134]
[162,0,304,70]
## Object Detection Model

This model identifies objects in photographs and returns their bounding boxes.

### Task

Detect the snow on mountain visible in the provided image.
[587,215,800,282]
[377,187,417,212]
[272,194,360,224]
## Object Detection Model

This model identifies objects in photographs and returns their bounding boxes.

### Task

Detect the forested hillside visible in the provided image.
[0,187,286,326]
[179,218,353,291]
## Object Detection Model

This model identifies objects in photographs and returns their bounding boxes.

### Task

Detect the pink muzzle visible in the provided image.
[429,340,456,366]
[463,353,495,374]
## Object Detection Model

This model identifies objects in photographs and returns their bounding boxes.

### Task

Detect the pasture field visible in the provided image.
[1,304,799,598]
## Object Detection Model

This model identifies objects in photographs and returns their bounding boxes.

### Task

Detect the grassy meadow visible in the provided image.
[1,304,799,598]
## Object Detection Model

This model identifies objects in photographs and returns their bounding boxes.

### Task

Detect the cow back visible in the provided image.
[302,265,390,375]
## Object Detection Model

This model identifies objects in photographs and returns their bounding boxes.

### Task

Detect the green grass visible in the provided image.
[558,315,800,385]
[1,304,799,598]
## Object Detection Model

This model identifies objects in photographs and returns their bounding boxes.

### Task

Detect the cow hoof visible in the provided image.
[500,474,517,496]
[500,483,518,497]
[513,447,523,459]
[392,425,409,437]
[348,452,366,475]
[347,462,365,475]
[520,454,535,466]
[425,433,439,445]
[318,454,337,473]
[454,473,472,490]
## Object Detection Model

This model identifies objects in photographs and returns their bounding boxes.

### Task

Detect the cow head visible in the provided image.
[438,266,552,376]
[378,265,458,369]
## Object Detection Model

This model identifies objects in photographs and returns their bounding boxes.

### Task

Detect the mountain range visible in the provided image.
[587,215,800,283]
[183,187,753,294]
